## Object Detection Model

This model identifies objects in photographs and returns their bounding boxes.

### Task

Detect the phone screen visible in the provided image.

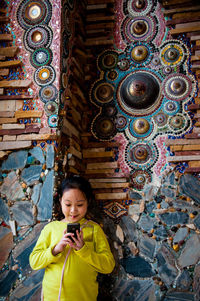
[67,223,80,241]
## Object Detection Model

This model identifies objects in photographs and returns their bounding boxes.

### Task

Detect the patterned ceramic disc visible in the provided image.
[131,169,152,191]
[115,115,128,130]
[117,70,161,116]
[153,112,168,127]
[103,105,117,117]
[126,0,154,16]
[91,81,114,106]
[121,16,156,43]
[98,50,118,71]
[44,101,58,116]
[163,100,179,115]
[117,59,130,71]
[92,116,117,140]
[34,66,55,86]
[17,0,52,29]
[39,85,58,103]
[168,113,187,132]
[48,114,58,127]
[24,25,53,51]
[128,42,152,66]
[107,70,118,81]
[160,40,187,67]
[30,47,52,68]
[125,141,158,169]
[129,117,153,138]
[163,74,194,102]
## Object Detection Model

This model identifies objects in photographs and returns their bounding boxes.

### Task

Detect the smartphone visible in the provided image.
[67,223,80,241]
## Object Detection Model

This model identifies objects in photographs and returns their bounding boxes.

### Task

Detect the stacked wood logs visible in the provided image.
[160,0,200,173]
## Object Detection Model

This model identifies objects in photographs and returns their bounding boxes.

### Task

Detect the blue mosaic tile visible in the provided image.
[178,234,200,268]
[138,214,155,232]
[163,291,194,301]
[21,165,43,185]
[46,144,54,169]
[158,212,189,226]
[11,201,34,226]
[179,174,200,205]
[120,256,155,277]
[0,270,18,297]
[176,270,192,290]
[0,171,25,201]
[29,147,45,164]
[0,197,10,224]
[37,170,54,221]
[31,183,42,205]
[1,150,28,171]
[138,234,156,261]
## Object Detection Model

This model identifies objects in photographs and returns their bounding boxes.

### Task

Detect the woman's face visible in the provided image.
[61,188,88,223]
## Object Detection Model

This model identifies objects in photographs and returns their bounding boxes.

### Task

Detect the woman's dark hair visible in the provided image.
[54,175,102,222]
[61,175,93,206]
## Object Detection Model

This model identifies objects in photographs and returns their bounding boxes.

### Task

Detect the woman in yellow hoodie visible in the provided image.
[29,175,115,301]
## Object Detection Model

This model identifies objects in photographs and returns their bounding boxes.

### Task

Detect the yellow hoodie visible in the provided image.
[29,218,115,301]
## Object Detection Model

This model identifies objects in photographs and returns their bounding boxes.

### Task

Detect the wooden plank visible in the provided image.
[0,69,9,76]
[86,15,115,22]
[0,141,32,150]
[175,151,200,156]
[0,16,9,23]
[170,144,200,151]
[188,161,200,167]
[0,112,14,117]
[0,46,19,57]
[167,155,200,162]
[0,100,16,112]
[0,118,17,124]
[186,167,200,172]
[15,111,43,118]
[0,88,3,95]
[170,25,200,35]
[62,118,80,138]
[2,123,25,130]
[163,5,200,16]
[89,178,128,183]
[0,34,13,41]
[85,39,114,47]
[0,94,33,100]
[91,182,129,189]
[95,192,127,200]
[17,133,57,141]
[3,135,16,141]
[85,168,116,174]
[165,139,200,145]
[0,125,40,136]
[0,80,32,88]
[82,141,119,148]
[67,146,82,160]
[0,60,22,68]
[87,0,115,4]
[86,22,115,30]
[83,150,114,158]
[87,161,118,169]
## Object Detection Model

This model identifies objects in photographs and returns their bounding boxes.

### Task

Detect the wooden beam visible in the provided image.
[0,94,33,100]
[87,162,118,169]
[0,46,19,57]
[95,192,127,200]
[0,141,32,150]
[0,34,13,41]
[168,155,200,162]
[0,60,22,68]
[165,139,200,145]
[91,182,129,188]
[15,111,43,118]
[0,79,32,88]
[170,24,200,35]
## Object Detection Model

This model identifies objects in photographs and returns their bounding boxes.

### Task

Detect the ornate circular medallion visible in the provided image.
[92,116,117,140]
[107,70,118,81]
[44,101,58,116]
[163,74,193,102]
[132,118,150,134]
[126,0,154,16]
[160,41,187,67]
[91,81,114,106]
[30,47,52,68]
[24,25,53,51]
[153,112,168,127]
[163,100,179,115]
[126,142,158,169]
[103,105,117,117]
[117,59,130,71]
[39,84,58,103]
[122,16,155,43]
[117,71,161,116]
[168,113,186,132]
[34,66,55,86]
[48,114,58,127]
[115,115,128,130]
[131,169,152,191]
[98,50,118,71]
[131,44,149,63]
[17,0,52,29]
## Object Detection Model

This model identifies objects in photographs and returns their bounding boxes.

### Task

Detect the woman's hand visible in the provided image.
[68,230,84,251]
[52,230,84,255]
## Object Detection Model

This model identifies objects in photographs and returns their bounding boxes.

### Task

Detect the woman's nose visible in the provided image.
[70,206,77,213]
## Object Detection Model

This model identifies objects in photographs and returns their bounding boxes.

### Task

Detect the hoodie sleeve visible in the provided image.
[29,225,63,270]
[75,224,115,274]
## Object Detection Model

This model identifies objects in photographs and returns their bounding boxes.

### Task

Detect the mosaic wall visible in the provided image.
[0,0,61,299]
[90,0,196,191]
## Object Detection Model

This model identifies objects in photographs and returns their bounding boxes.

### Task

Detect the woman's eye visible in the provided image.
[65,204,70,207]
[77,204,83,207]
